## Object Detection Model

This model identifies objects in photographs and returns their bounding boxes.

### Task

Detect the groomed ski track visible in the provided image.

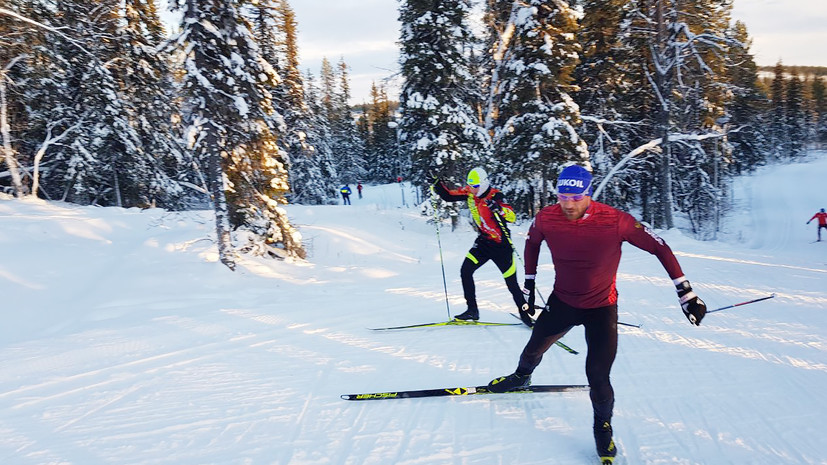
[0,152,825,464]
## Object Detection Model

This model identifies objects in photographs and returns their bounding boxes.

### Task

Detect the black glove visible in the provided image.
[486,199,502,213]
[675,279,706,326]
[523,278,536,310]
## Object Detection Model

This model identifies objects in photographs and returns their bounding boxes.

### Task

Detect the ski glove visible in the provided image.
[675,278,706,326]
[486,199,502,214]
[523,278,536,312]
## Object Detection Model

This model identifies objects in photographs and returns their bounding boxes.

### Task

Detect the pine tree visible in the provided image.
[785,69,807,157]
[575,0,639,210]
[769,61,787,160]
[725,21,768,174]
[398,0,490,223]
[489,0,588,216]
[171,0,305,268]
[0,0,34,197]
[43,0,154,207]
[620,0,736,231]
[329,58,367,184]
[361,82,398,182]
[118,0,188,208]
[280,1,328,204]
[303,70,338,199]
[813,76,827,145]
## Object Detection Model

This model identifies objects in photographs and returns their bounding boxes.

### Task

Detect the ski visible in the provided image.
[369,319,521,331]
[509,313,579,355]
[341,384,589,401]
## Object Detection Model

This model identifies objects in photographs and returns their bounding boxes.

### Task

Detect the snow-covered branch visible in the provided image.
[0,7,95,57]
[592,131,727,200]
[31,120,82,198]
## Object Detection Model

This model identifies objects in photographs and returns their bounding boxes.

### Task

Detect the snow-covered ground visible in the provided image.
[1,154,825,465]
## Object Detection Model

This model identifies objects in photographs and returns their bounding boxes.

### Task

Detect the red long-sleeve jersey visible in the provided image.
[525,201,684,309]
[809,212,827,226]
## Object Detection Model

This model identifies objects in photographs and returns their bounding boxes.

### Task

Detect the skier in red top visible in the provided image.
[486,164,707,464]
[807,208,827,242]
[433,167,531,325]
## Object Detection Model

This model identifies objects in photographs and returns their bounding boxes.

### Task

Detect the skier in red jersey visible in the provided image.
[807,208,827,241]
[487,164,707,465]
[433,167,532,325]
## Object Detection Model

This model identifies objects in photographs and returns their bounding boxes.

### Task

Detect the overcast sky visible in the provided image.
[292,0,826,104]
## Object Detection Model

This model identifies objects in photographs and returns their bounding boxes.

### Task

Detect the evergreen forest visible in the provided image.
[2,0,826,268]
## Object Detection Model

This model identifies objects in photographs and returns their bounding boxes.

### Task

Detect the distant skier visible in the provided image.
[340,185,352,205]
[486,164,707,465]
[807,208,827,241]
[432,167,532,325]
[357,182,363,199]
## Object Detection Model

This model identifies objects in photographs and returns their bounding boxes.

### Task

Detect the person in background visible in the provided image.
[806,208,827,242]
[432,167,533,326]
[357,182,363,199]
[487,164,707,465]
[340,185,352,205]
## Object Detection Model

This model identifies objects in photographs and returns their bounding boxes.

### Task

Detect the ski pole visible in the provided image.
[618,321,641,328]
[707,293,776,314]
[429,184,452,320]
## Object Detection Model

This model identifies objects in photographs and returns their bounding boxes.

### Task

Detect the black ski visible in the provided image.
[341,384,589,401]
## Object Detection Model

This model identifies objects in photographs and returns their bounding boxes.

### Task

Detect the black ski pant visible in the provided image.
[515,293,618,423]
[460,237,525,312]
[818,224,827,241]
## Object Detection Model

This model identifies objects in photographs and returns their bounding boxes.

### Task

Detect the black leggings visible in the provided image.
[516,293,618,421]
[460,238,525,311]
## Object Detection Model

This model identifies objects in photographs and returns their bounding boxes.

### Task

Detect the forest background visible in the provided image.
[1,0,826,269]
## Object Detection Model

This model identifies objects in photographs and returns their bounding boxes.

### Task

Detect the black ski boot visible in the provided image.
[487,372,531,393]
[594,419,617,464]
[454,308,479,321]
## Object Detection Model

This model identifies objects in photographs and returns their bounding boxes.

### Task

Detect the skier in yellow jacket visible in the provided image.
[433,167,531,325]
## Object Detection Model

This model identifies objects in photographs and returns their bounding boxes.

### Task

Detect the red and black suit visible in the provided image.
[433,182,526,313]
[521,200,685,423]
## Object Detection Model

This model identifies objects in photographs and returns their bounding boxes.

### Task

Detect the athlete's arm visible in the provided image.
[433,182,467,202]
[620,214,684,279]
[524,217,544,278]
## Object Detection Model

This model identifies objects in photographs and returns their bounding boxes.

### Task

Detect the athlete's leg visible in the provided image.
[490,244,528,309]
[583,304,619,423]
[515,294,580,374]
[459,240,492,316]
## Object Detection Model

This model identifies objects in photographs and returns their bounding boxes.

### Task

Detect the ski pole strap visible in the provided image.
[707,294,776,314]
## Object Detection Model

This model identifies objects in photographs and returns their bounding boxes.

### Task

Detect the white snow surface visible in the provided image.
[2,154,826,465]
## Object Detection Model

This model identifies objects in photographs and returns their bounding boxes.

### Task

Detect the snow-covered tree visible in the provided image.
[303,70,338,199]
[488,0,589,216]
[575,0,641,210]
[360,82,399,182]
[329,58,367,184]
[768,61,787,161]
[813,76,827,146]
[279,2,329,204]
[398,0,490,224]
[620,0,737,231]
[171,0,305,268]
[724,21,768,175]
[117,0,189,208]
[785,69,807,158]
